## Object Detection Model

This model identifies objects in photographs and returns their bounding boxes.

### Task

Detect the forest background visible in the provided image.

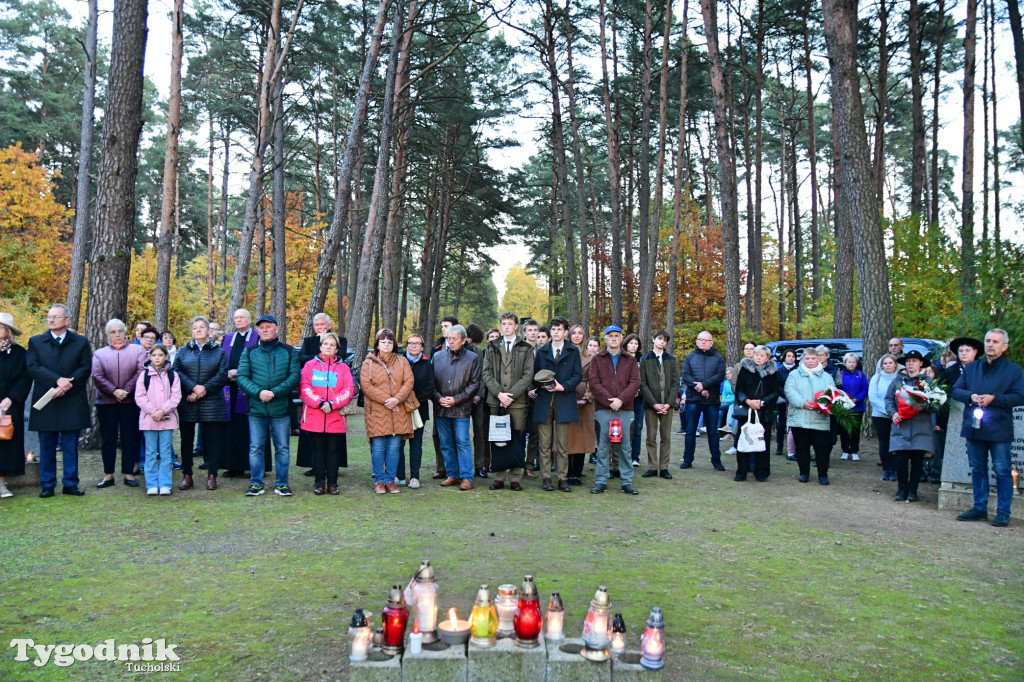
[1,0,1023,374]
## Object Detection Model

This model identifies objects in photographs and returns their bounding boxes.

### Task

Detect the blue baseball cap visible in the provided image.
[604,325,623,335]
[255,314,278,326]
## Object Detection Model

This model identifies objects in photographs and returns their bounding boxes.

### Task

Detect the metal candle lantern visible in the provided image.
[381,584,410,656]
[640,607,666,670]
[580,586,612,662]
[513,575,543,648]
[348,608,372,662]
[972,406,985,429]
[609,418,623,442]
[545,592,564,642]
[609,613,626,656]
[407,559,439,644]
[495,584,518,638]
[469,585,498,648]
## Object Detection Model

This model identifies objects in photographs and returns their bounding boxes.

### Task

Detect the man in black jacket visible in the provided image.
[679,331,726,471]
[26,304,93,497]
[532,317,582,492]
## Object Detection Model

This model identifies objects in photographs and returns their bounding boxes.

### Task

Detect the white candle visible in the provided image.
[409,629,422,655]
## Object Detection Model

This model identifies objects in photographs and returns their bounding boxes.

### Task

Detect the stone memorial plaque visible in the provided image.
[942,402,1024,485]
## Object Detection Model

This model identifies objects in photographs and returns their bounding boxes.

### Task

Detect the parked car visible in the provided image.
[766,337,945,368]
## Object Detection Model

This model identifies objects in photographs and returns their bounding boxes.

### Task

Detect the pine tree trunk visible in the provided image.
[303,0,390,337]
[348,0,403,370]
[982,0,990,243]
[804,21,820,306]
[153,0,183,332]
[930,0,946,226]
[206,114,216,313]
[66,0,97,331]
[84,0,148,350]
[1008,0,1024,153]
[256,214,267,316]
[700,0,742,364]
[992,0,1001,242]
[270,77,287,339]
[961,0,978,310]
[599,0,624,326]
[832,108,854,338]
[636,0,655,346]
[821,0,893,374]
[667,0,690,333]
[218,128,230,287]
[872,0,889,206]
[909,0,926,219]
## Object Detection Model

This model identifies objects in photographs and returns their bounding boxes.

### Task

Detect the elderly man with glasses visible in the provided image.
[679,331,727,471]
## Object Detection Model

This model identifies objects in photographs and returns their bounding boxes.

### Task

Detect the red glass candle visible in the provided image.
[381,584,409,656]
[513,575,542,648]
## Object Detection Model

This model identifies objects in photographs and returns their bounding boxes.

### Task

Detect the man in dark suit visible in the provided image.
[26,304,93,497]
[531,316,582,492]
[221,308,260,475]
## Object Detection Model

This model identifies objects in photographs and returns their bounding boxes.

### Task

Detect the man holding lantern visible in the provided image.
[589,325,642,495]
[952,329,1024,527]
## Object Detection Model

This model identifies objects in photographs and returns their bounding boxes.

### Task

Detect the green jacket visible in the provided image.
[481,337,535,410]
[639,350,681,408]
[237,338,301,418]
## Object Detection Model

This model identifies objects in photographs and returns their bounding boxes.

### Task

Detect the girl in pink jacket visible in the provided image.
[135,345,182,496]
[299,333,354,494]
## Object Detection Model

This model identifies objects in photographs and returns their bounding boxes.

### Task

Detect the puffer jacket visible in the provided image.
[172,340,229,422]
[680,346,726,404]
[837,368,869,412]
[91,343,147,404]
[135,366,182,430]
[299,355,354,434]
[885,371,937,451]
[360,351,415,438]
[237,338,301,419]
[784,363,836,431]
[432,347,480,419]
[868,370,898,417]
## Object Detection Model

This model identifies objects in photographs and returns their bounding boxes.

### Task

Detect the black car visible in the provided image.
[766,337,945,367]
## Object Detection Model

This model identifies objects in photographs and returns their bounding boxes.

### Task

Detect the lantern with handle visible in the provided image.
[609,418,623,443]
[404,559,439,644]
[348,608,372,662]
[381,584,409,656]
[469,585,498,648]
[513,575,543,648]
[640,606,666,670]
[581,586,612,661]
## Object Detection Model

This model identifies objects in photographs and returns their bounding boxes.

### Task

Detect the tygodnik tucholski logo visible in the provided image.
[10,637,181,670]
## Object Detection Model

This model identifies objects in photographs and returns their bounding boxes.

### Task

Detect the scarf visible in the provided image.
[806,363,823,375]
[0,338,10,353]
[740,356,775,378]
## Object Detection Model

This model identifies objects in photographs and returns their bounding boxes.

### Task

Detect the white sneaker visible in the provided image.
[718,425,733,434]
[841,452,850,460]
[147,488,158,496]
[0,482,12,498]
[408,478,420,489]
[397,479,407,486]
[159,487,171,495]
[725,447,738,455]
[850,453,861,461]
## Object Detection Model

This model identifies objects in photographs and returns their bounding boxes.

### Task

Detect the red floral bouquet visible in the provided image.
[811,387,858,434]
[895,379,947,421]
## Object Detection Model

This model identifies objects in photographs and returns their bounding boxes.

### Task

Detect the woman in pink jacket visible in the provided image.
[299,333,355,495]
[135,345,182,495]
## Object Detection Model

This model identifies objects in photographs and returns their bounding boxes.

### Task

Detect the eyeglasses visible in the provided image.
[697,338,713,343]
[46,315,67,320]
[406,341,423,346]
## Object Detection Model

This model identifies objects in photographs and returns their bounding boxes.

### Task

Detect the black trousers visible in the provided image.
[736,411,773,479]
[97,402,141,476]
[872,416,894,471]
[180,420,227,476]
[568,453,585,478]
[472,401,489,471]
[839,413,863,453]
[775,403,789,452]
[308,431,346,486]
[792,427,832,477]
[893,449,926,495]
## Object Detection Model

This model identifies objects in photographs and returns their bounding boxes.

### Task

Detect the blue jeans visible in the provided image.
[38,430,79,490]
[683,403,722,464]
[594,409,634,486]
[966,439,1013,516]
[371,435,401,483]
[436,417,473,480]
[397,426,425,481]
[248,416,291,487]
[143,431,174,490]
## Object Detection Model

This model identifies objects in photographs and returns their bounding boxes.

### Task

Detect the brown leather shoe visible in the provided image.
[440,477,461,487]
[206,474,217,490]
[178,474,193,491]
[542,478,554,491]
[459,479,473,491]
[432,471,447,480]
[385,481,400,494]
[313,486,325,495]
[510,482,523,491]
[328,486,339,495]
[524,469,537,478]
[489,480,504,490]
[558,479,571,492]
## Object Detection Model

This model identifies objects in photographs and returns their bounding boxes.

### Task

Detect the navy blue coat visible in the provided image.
[532,342,582,424]
[26,330,93,432]
[952,356,1024,441]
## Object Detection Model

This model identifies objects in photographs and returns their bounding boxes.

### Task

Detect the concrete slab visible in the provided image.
[612,651,663,681]
[467,634,546,682]
[348,650,400,682]
[547,639,610,682]
[402,640,467,682]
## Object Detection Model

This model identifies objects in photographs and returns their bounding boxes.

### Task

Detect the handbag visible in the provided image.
[488,410,512,444]
[0,414,12,441]
[411,409,424,430]
[737,409,766,453]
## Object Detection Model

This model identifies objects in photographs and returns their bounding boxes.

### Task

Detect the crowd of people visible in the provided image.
[0,305,1019,526]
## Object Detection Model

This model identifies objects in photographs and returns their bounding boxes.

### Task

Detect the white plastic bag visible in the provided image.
[737,409,765,453]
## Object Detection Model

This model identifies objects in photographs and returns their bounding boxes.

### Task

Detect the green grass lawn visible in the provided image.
[1,418,1022,680]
